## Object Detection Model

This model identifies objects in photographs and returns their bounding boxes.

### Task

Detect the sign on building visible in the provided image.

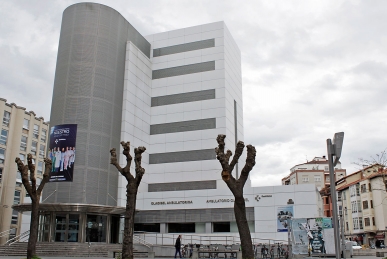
[49,124,77,182]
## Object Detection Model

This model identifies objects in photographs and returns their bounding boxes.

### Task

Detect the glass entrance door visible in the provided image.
[86,214,107,242]
[54,214,80,242]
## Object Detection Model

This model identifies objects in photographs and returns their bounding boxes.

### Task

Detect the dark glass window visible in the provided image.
[86,214,107,242]
[213,222,230,232]
[134,223,160,232]
[168,223,195,233]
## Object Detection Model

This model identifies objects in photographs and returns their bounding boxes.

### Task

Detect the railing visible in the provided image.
[134,232,287,247]
[4,230,30,245]
[133,234,153,249]
[0,228,16,239]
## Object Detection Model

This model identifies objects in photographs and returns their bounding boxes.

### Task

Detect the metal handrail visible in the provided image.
[133,234,152,249]
[5,230,30,245]
[0,228,16,238]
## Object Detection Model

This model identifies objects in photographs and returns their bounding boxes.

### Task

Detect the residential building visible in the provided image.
[0,98,49,244]
[282,156,346,217]
[13,3,323,244]
[337,164,386,247]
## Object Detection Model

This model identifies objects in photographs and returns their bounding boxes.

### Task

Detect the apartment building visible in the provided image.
[337,164,386,247]
[282,156,346,216]
[0,98,49,244]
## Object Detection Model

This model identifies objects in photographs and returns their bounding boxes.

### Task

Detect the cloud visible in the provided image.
[1,0,386,187]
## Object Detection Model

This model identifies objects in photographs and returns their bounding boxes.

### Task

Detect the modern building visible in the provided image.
[336,164,387,247]
[282,156,346,217]
[13,2,323,244]
[0,98,49,244]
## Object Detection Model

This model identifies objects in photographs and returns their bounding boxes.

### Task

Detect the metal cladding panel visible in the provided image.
[149,149,216,164]
[150,118,216,135]
[151,89,215,107]
[44,3,150,206]
[152,61,215,79]
[153,39,215,57]
[148,180,216,192]
[134,208,255,223]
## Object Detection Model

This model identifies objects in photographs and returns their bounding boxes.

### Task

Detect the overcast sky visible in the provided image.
[1,0,386,187]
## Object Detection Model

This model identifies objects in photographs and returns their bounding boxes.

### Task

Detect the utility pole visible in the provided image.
[327,132,344,259]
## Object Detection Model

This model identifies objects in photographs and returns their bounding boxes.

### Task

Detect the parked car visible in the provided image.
[350,241,362,250]
[378,244,386,249]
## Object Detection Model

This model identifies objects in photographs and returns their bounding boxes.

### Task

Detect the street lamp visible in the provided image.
[327,132,344,259]
[287,199,294,259]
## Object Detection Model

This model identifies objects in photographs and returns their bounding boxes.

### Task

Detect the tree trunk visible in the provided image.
[234,195,254,259]
[122,184,138,259]
[27,198,39,259]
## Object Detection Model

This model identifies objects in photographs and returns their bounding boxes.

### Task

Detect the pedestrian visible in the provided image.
[175,235,182,258]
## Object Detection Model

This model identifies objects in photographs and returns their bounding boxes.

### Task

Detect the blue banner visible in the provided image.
[49,124,77,182]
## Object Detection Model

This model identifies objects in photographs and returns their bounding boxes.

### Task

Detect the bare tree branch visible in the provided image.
[37,158,52,195]
[134,146,146,186]
[229,141,245,174]
[239,145,257,187]
[27,154,36,192]
[110,148,123,173]
[15,157,32,197]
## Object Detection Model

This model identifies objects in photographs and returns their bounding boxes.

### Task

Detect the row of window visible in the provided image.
[360,183,372,193]
[349,184,360,197]
[2,110,47,141]
[19,135,45,157]
[345,217,375,231]
[344,200,373,215]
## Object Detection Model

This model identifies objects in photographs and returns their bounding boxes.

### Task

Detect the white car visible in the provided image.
[350,241,362,250]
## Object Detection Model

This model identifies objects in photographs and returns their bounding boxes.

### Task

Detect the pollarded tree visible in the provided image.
[110,141,146,259]
[15,154,52,259]
[215,134,256,259]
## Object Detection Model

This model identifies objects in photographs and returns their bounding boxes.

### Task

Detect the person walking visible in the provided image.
[175,235,182,258]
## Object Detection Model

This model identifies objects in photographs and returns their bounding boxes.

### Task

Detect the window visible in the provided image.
[19,153,25,163]
[41,129,47,142]
[368,183,372,191]
[134,223,160,232]
[37,161,43,175]
[345,207,347,215]
[0,168,2,182]
[361,184,367,193]
[0,129,8,145]
[39,145,45,159]
[31,141,37,156]
[314,176,321,182]
[351,201,358,213]
[370,200,373,208]
[213,222,231,232]
[325,176,329,182]
[11,210,18,225]
[343,191,346,200]
[359,217,363,229]
[357,201,362,212]
[353,218,359,230]
[3,111,10,126]
[13,190,21,204]
[325,166,329,171]
[364,217,370,226]
[356,184,360,196]
[302,177,309,182]
[372,217,375,226]
[363,200,368,210]
[168,223,195,233]
[23,119,29,130]
[20,136,27,151]
[33,124,39,139]
[346,222,349,231]
[0,147,5,164]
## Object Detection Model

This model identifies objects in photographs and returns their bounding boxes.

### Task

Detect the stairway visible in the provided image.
[0,242,126,257]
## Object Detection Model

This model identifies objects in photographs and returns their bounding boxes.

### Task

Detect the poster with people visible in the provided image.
[49,124,77,182]
[290,217,334,255]
[277,205,294,232]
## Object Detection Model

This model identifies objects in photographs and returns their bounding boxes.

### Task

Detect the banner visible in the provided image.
[290,217,334,255]
[277,205,294,232]
[49,124,77,182]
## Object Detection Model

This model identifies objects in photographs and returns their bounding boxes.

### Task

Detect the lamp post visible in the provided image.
[327,132,344,259]
[287,199,294,259]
